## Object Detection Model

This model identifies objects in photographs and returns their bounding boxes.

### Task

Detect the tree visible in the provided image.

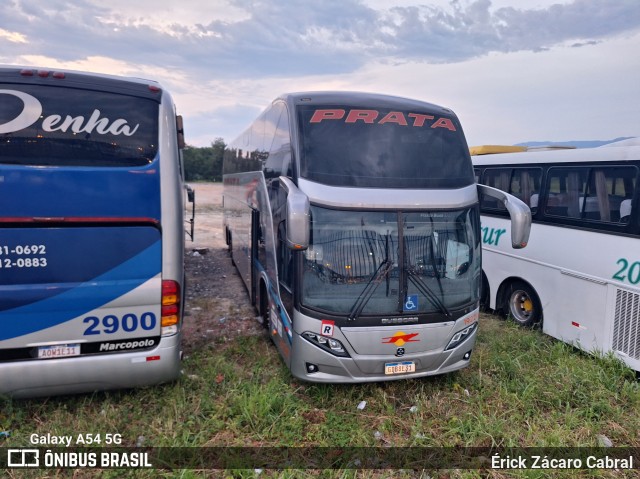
[183,137,226,182]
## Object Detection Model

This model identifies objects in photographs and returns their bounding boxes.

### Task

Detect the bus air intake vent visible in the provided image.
[612,289,640,360]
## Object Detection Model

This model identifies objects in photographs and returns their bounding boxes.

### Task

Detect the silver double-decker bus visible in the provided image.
[223,92,530,382]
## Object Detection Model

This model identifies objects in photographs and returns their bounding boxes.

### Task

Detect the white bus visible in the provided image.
[0,66,191,397]
[473,141,640,371]
[223,92,530,383]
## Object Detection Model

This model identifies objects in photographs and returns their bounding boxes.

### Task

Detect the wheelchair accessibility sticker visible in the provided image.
[404,295,418,312]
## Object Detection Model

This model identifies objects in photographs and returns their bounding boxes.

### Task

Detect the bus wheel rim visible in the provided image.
[510,290,532,322]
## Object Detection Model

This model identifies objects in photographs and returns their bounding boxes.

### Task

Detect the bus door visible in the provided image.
[250,208,260,304]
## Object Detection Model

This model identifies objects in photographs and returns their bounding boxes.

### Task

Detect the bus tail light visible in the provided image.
[161,280,181,335]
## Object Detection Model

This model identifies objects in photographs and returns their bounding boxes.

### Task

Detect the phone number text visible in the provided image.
[1,257,48,268]
[0,245,47,255]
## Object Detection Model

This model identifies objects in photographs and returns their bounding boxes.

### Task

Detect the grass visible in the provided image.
[3,313,640,478]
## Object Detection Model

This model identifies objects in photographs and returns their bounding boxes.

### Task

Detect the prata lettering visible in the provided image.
[309,109,457,131]
[0,89,139,136]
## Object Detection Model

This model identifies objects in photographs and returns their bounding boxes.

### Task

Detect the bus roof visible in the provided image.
[472,144,640,167]
[0,65,163,100]
[278,91,456,116]
[469,145,528,155]
[469,145,580,156]
[600,137,640,147]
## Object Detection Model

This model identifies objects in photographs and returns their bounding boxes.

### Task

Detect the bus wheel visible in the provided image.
[480,273,490,312]
[259,281,270,330]
[228,235,235,266]
[506,281,541,327]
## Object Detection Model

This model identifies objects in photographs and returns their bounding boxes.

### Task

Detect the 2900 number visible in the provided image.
[83,312,157,335]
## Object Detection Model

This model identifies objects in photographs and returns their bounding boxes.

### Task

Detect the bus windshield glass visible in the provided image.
[0,84,158,167]
[301,206,480,318]
[298,105,474,188]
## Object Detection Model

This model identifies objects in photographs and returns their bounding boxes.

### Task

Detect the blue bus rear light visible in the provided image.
[302,332,350,357]
[445,322,478,351]
[161,280,181,333]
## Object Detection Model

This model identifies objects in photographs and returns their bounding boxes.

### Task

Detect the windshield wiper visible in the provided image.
[427,232,445,298]
[406,266,451,318]
[348,258,394,321]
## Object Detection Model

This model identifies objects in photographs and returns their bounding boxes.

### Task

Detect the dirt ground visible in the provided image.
[181,182,264,355]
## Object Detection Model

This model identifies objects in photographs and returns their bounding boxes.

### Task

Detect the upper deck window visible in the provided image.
[298,105,474,188]
[0,84,158,167]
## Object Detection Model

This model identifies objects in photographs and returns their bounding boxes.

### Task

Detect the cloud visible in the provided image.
[571,40,600,48]
[3,0,639,81]
[491,0,640,54]
[0,27,27,43]
[2,0,638,146]
[381,0,640,61]
[184,103,261,147]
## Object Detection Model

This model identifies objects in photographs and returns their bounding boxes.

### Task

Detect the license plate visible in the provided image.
[384,361,415,375]
[38,344,81,359]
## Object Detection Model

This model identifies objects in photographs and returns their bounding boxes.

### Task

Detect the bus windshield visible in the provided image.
[297,105,474,188]
[301,206,480,317]
[0,84,158,167]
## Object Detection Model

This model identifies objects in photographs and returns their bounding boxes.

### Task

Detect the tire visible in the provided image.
[228,234,235,266]
[480,273,490,312]
[505,281,542,327]
[259,281,270,330]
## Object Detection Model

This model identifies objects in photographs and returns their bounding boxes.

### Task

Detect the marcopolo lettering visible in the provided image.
[99,339,156,352]
[0,89,140,136]
[309,108,457,131]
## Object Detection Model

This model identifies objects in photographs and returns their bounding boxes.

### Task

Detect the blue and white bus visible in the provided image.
[223,92,530,383]
[0,67,189,397]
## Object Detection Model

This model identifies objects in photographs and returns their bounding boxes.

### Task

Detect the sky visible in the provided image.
[1,0,639,147]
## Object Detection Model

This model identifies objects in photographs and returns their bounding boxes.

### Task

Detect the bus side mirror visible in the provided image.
[477,184,531,249]
[185,184,195,241]
[280,176,310,250]
[176,115,185,150]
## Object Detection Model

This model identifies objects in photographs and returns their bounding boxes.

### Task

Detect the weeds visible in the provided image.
[2,314,640,478]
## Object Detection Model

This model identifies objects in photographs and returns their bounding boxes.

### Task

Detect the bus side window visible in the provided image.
[620,199,632,223]
[277,222,294,289]
[545,166,638,227]
[277,221,294,317]
[262,103,292,179]
[583,167,637,223]
[545,167,587,218]
[510,168,542,214]
[480,168,510,212]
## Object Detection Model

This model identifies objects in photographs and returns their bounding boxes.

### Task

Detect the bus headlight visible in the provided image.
[445,322,478,351]
[302,332,350,357]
